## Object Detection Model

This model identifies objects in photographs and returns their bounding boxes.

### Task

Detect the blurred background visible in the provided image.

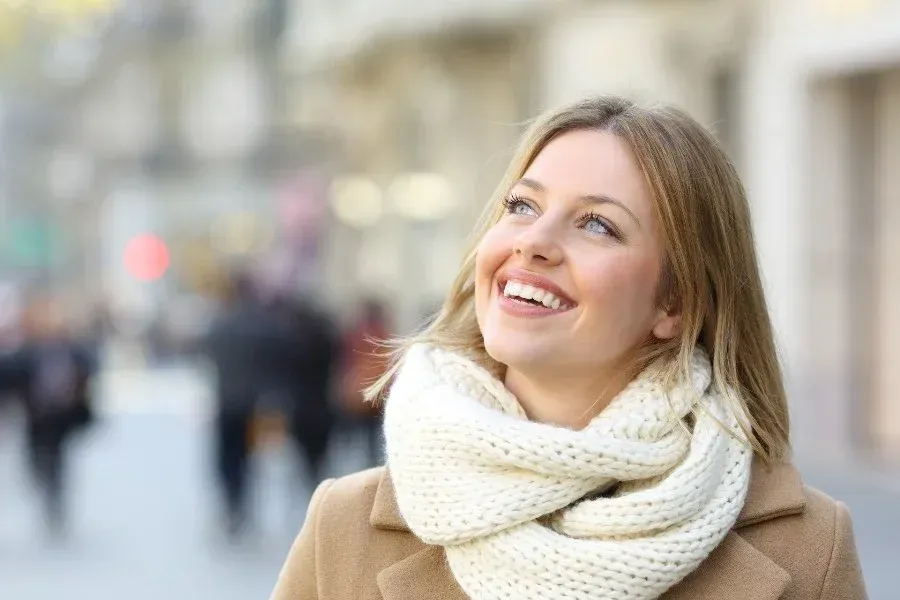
[0,0,896,598]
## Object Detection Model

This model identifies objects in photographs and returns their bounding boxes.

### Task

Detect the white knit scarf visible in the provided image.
[384,344,753,600]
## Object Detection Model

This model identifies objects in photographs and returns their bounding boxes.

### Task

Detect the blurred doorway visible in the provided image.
[869,68,900,463]
[807,68,900,465]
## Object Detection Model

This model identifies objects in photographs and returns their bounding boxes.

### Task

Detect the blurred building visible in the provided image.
[281,0,900,465]
[749,0,900,465]
[0,0,320,342]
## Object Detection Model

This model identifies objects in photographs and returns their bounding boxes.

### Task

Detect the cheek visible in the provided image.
[577,254,661,319]
[474,226,515,332]
[475,227,514,294]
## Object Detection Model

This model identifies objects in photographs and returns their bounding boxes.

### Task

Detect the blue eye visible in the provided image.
[503,195,537,217]
[580,212,619,238]
[583,217,609,235]
[513,202,536,216]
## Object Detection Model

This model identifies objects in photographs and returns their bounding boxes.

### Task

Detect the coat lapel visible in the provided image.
[371,460,805,600]
[376,545,470,600]
[372,474,469,599]
[663,532,791,599]
[370,469,406,531]
[735,459,806,527]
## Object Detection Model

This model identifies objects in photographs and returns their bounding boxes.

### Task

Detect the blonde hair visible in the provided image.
[367,95,790,464]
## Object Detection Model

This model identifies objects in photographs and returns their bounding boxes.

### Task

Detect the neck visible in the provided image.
[503,364,634,430]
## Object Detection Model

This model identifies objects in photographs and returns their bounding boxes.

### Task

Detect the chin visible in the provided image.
[483,329,559,374]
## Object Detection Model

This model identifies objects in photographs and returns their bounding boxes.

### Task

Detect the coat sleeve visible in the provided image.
[270,479,336,600]
[819,502,868,600]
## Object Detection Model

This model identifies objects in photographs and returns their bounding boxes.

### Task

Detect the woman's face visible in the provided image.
[475,129,679,381]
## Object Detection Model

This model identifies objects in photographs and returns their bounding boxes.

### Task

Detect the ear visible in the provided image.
[652,308,681,341]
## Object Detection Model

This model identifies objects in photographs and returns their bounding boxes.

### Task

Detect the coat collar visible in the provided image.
[372,459,805,600]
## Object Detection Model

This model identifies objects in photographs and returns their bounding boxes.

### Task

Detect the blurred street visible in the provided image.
[0,361,368,600]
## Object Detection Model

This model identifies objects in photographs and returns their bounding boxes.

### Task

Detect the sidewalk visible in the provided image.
[93,362,214,418]
[0,411,300,600]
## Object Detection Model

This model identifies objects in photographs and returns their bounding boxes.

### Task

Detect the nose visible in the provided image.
[513,221,563,265]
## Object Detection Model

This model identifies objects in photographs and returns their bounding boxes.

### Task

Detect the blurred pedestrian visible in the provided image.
[270,96,867,599]
[202,270,289,540]
[0,295,95,538]
[337,299,391,468]
[268,294,338,489]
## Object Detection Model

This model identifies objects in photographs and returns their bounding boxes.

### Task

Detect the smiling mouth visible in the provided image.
[496,280,573,311]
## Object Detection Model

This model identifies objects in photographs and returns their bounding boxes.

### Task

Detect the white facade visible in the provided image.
[737,0,900,463]
[285,0,554,70]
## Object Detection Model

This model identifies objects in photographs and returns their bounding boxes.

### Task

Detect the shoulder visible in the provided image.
[311,467,416,542]
[737,481,866,599]
[798,484,848,531]
[271,467,426,600]
[314,467,384,521]
[269,469,381,600]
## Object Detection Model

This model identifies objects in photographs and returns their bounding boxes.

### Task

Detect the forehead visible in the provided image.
[521,129,653,216]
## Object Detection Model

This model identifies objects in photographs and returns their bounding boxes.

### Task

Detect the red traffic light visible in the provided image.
[124,234,170,281]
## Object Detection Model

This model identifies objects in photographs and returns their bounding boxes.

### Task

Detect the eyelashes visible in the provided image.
[502,194,532,215]
[577,212,618,238]
[501,194,622,240]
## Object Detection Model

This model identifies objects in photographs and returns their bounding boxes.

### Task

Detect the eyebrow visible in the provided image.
[515,177,642,228]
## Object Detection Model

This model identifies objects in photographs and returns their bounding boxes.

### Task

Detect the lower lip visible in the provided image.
[496,283,573,318]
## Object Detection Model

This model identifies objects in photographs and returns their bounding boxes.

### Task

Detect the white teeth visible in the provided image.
[502,280,567,310]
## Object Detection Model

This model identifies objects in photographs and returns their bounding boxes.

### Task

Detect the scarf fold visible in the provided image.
[384,344,752,600]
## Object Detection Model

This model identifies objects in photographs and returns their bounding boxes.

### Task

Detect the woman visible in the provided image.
[270,96,867,599]
[337,298,392,468]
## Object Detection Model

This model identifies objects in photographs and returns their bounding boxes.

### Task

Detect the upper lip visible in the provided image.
[496,268,576,306]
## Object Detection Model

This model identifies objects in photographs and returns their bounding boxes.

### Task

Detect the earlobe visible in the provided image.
[652,312,681,340]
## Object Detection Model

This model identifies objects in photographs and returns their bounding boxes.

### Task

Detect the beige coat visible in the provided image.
[270,461,867,600]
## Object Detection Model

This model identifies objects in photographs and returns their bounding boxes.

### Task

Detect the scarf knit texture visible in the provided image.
[384,344,753,600]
